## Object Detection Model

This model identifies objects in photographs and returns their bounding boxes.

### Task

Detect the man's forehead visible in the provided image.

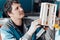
[11,3,21,9]
[12,3,21,6]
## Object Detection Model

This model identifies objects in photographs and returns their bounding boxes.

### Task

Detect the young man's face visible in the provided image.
[8,3,25,19]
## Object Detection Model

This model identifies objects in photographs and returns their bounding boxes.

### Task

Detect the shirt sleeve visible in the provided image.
[19,33,32,40]
[1,28,32,40]
[1,29,16,40]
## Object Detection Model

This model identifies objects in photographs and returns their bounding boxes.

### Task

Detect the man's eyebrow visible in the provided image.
[18,4,21,6]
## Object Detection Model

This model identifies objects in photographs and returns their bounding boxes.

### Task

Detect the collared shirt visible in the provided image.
[0,18,54,40]
[0,18,36,40]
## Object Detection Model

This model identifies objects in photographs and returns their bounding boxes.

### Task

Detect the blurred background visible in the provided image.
[0,0,58,17]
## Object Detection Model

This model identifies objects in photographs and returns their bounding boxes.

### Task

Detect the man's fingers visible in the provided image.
[32,19,41,26]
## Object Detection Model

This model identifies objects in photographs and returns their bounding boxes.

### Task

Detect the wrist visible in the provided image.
[27,30,33,36]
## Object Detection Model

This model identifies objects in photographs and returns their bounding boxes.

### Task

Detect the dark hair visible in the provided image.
[4,0,19,17]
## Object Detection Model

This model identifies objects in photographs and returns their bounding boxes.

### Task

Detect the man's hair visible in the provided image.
[4,0,19,17]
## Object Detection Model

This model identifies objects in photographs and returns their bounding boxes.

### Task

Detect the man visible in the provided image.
[0,0,42,40]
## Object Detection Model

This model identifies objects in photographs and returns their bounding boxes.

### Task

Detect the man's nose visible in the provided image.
[19,7,24,12]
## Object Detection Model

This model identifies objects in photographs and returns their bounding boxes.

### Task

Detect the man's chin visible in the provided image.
[19,15,24,19]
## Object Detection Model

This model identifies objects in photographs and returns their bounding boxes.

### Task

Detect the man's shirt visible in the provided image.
[0,18,37,40]
[0,18,53,40]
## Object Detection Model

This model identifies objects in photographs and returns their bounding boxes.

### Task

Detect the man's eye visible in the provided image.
[16,7,18,10]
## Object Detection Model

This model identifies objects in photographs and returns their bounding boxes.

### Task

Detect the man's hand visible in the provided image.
[27,19,41,36]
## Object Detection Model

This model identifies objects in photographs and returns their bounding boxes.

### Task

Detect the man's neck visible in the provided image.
[11,17,22,26]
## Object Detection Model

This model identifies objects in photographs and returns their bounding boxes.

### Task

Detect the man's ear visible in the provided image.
[7,12,13,17]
